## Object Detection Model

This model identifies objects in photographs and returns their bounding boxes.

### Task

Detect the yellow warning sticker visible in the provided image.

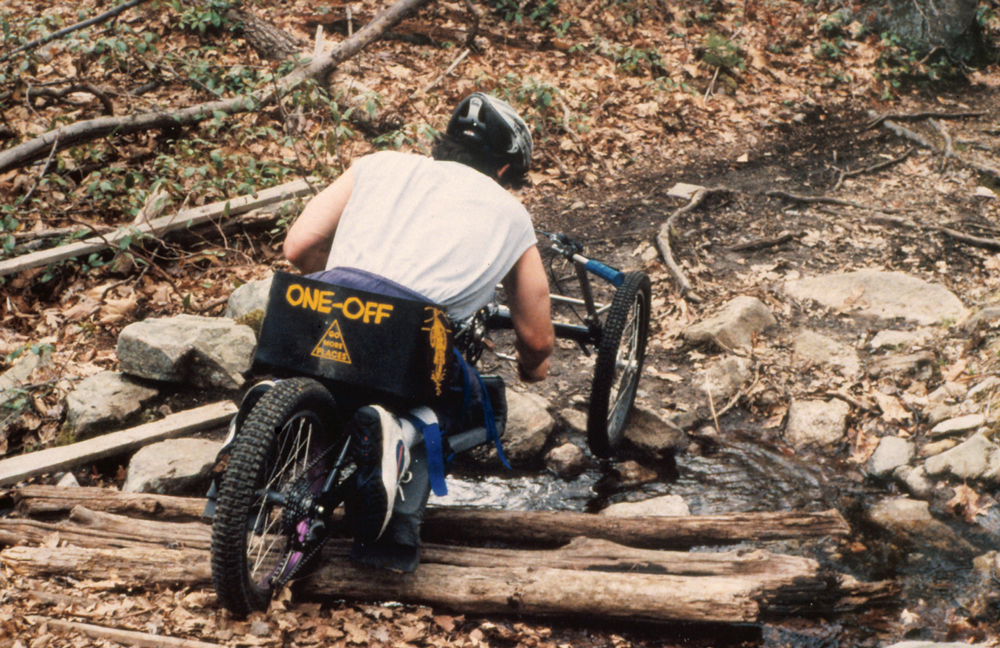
[311,319,352,364]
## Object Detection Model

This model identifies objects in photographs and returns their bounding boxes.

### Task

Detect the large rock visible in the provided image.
[784,399,850,447]
[496,390,554,465]
[792,331,860,377]
[117,314,256,389]
[924,433,1000,484]
[698,356,752,406]
[682,296,776,350]
[868,436,915,479]
[225,274,274,337]
[545,443,589,479]
[122,438,223,495]
[600,494,690,517]
[783,270,967,326]
[63,371,159,440]
[867,497,975,555]
[623,405,687,458]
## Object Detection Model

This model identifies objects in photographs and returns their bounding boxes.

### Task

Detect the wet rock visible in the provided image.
[624,405,687,458]
[682,295,776,350]
[793,330,860,377]
[698,355,752,406]
[497,390,554,465]
[924,433,1000,484]
[117,314,256,390]
[599,494,690,517]
[558,408,587,434]
[783,270,967,326]
[784,398,850,447]
[544,443,588,479]
[868,436,915,478]
[123,438,223,495]
[929,414,986,439]
[867,497,975,555]
[609,460,658,488]
[62,371,159,440]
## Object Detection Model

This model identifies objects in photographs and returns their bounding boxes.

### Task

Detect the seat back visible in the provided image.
[253,271,455,400]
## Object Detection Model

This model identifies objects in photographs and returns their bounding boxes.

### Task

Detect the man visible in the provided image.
[283,92,555,570]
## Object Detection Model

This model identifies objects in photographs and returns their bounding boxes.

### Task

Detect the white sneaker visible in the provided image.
[348,405,410,543]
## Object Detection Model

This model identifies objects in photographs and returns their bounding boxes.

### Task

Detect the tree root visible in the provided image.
[832,147,913,192]
[655,187,728,302]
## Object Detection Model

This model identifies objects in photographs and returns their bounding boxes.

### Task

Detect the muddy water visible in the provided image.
[437,433,997,646]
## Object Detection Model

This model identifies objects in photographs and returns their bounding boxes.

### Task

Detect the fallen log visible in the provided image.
[7,486,851,548]
[0,531,893,624]
[0,401,237,487]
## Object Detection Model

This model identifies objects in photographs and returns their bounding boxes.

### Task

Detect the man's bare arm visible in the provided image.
[283,169,354,273]
[502,245,555,382]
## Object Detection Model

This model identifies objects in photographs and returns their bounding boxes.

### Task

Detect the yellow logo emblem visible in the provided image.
[311,319,352,364]
[423,307,450,396]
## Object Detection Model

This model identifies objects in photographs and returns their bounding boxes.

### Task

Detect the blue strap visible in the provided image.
[454,349,510,470]
[407,412,448,497]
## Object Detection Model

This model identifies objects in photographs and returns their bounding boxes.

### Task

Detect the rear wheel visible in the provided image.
[587,271,652,458]
[210,378,341,617]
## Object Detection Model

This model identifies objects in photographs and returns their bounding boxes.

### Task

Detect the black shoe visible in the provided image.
[347,405,410,544]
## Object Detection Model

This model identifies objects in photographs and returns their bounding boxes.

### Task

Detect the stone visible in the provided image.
[55,472,80,488]
[929,414,986,439]
[496,390,554,465]
[868,436,915,478]
[783,270,967,326]
[960,305,1000,330]
[117,314,256,389]
[559,408,588,434]
[967,376,1000,402]
[698,356,752,405]
[609,460,658,488]
[793,330,860,377]
[122,438,223,495]
[867,351,936,379]
[544,443,588,479]
[928,381,968,403]
[896,465,935,499]
[924,433,1000,484]
[624,405,687,457]
[600,494,690,517]
[867,497,975,555]
[225,273,274,320]
[869,329,931,350]
[0,346,52,408]
[925,404,959,426]
[921,438,959,457]
[682,295,777,350]
[784,399,850,447]
[63,371,159,440]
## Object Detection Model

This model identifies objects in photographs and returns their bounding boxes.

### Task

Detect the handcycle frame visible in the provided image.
[208,231,652,617]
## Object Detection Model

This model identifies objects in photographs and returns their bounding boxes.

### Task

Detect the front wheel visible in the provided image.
[210,378,341,617]
[587,271,652,458]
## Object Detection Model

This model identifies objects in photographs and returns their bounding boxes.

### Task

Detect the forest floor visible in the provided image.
[2,0,1000,645]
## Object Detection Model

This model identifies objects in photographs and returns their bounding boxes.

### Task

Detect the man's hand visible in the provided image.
[516,351,550,383]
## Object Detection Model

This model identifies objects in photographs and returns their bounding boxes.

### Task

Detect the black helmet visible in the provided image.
[446,92,533,174]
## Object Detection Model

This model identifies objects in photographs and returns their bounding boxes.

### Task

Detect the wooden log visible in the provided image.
[10,485,207,520]
[0,180,312,277]
[0,544,212,585]
[0,401,237,487]
[422,507,852,549]
[7,486,851,548]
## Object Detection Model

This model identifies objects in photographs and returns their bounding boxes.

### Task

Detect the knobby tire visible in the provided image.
[587,271,652,458]
[210,377,340,617]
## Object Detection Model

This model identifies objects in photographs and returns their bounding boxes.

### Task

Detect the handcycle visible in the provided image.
[207,232,652,617]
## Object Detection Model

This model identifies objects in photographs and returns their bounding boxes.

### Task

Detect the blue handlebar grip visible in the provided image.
[585,260,625,287]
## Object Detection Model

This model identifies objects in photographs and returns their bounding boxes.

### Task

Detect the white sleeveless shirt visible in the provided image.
[325,151,537,320]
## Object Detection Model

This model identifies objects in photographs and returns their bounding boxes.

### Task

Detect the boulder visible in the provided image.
[793,330,860,377]
[623,405,687,458]
[783,270,967,326]
[682,295,776,350]
[117,314,256,389]
[924,433,1000,484]
[122,438,223,495]
[600,494,690,517]
[544,443,589,479]
[867,497,975,555]
[62,371,159,440]
[494,390,554,465]
[868,436,915,479]
[784,399,850,447]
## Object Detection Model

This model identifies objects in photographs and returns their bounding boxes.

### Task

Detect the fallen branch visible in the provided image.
[832,148,914,191]
[864,110,986,130]
[25,618,221,648]
[0,0,433,173]
[727,231,803,252]
[656,186,728,302]
[765,189,903,214]
[0,0,149,63]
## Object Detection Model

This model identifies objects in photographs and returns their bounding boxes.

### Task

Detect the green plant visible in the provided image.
[702,33,745,70]
[171,0,233,34]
